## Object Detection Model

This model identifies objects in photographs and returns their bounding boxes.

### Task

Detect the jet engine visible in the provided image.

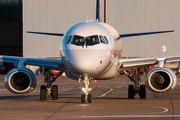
[5,68,37,94]
[145,67,177,93]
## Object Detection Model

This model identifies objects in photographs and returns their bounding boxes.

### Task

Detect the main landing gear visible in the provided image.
[125,68,146,99]
[40,68,63,100]
[80,75,92,103]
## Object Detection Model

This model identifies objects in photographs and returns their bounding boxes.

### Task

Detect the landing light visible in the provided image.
[94,79,97,83]
[82,88,86,93]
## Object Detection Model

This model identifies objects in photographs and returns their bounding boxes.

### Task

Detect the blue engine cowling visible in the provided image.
[5,68,37,94]
[145,67,177,93]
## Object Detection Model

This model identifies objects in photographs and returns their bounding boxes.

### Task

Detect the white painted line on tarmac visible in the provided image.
[76,105,169,116]
[72,115,180,118]
[140,106,169,114]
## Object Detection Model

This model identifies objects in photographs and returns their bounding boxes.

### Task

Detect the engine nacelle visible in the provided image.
[145,67,177,93]
[5,68,37,94]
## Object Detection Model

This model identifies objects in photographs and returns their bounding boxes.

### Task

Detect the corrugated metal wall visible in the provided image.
[23,0,180,58]
[106,0,179,58]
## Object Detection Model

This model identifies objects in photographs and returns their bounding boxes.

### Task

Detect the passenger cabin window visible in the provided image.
[86,35,99,46]
[104,36,109,44]
[64,35,72,44]
[71,35,85,46]
[99,35,107,44]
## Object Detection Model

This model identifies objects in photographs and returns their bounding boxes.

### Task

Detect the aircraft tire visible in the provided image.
[52,85,58,100]
[139,85,146,99]
[40,85,47,100]
[128,85,134,99]
[88,94,92,103]
[81,94,85,103]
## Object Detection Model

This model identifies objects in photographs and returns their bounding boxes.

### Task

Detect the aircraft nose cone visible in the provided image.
[71,55,99,74]
[66,49,107,75]
[72,62,94,74]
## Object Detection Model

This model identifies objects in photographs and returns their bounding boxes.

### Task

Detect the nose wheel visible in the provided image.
[87,94,92,103]
[81,94,85,103]
[81,94,92,103]
[80,75,92,103]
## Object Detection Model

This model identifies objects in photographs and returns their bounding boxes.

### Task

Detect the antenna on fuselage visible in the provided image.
[96,0,101,22]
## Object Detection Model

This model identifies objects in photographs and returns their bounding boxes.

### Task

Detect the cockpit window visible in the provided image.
[64,35,72,44]
[99,35,107,44]
[86,35,99,46]
[70,35,102,46]
[71,35,85,46]
[104,36,109,44]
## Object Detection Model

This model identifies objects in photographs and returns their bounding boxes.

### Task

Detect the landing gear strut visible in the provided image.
[126,68,146,99]
[80,75,92,103]
[40,68,63,100]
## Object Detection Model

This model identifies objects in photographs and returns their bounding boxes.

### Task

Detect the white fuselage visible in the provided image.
[60,21,119,80]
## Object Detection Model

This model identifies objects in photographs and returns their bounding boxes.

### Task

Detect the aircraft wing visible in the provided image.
[27,31,64,36]
[118,55,180,69]
[119,30,174,38]
[0,55,65,71]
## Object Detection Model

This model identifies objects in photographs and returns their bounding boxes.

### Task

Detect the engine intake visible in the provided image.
[5,68,37,94]
[145,67,177,93]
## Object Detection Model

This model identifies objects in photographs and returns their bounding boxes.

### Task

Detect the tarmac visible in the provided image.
[0,74,180,120]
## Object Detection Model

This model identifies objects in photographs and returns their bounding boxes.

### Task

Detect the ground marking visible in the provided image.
[72,115,180,118]
[97,88,114,97]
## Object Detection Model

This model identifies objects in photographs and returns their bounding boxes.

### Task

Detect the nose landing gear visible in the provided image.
[80,74,92,103]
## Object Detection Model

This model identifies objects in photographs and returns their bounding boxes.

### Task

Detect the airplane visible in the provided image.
[0,0,178,103]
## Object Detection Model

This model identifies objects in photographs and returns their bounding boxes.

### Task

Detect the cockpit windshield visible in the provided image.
[86,35,99,46]
[71,35,85,46]
[99,35,106,44]
[70,35,100,46]
[64,35,72,44]
[69,35,108,46]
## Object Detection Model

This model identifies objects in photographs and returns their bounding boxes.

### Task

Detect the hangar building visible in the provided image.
[1,0,180,58]
[23,0,180,58]
[0,0,22,56]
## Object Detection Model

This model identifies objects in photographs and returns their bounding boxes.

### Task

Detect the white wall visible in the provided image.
[23,0,180,58]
